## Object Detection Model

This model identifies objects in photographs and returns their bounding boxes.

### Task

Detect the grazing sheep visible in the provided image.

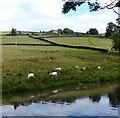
[81,67,86,71]
[28,72,34,78]
[97,66,101,69]
[75,66,79,69]
[52,89,58,94]
[83,67,86,70]
[50,72,57,76]
[55,67,61,71]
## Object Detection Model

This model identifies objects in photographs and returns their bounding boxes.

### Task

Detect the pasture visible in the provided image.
[0,31,10,35]
[45,36,112,50]
[1,35,119,93]
[2,36,50,44]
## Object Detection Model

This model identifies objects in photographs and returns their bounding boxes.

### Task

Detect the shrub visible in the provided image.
[111,32,120,53]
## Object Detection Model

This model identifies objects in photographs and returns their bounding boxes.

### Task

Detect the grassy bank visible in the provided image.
[2,54,119,93]
[1,35,120,93]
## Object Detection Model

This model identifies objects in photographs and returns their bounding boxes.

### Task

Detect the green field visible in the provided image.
[2,36,50,44]
[2,35,112,49]
[1,35,120,93]
[0,31,10,35]
[3,45,107,60]
[2,35,113,59]
[45,36,112,49]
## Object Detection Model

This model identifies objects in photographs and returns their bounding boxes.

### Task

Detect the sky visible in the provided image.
[0,0,118,33]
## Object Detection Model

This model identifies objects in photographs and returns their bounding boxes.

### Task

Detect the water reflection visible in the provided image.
[6,85,120,110]
[89,94,101,103]
[2,96,118,116]
[109,85,120,107]
[13,101,32,110]
[2,82,120,116]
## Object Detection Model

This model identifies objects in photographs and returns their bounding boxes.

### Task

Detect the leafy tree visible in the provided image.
[62,0,120,24]
[11,28,16,35]
[105,22,118,37]
[58,29,63,34]
[86,28,99,35]
[105,22,120,52]
[62,0,120,52]
[111,32,120,53]
[62,0,120,14]
[63,28,74,34]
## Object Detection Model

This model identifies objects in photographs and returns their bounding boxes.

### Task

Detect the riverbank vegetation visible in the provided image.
[1,35,120,93]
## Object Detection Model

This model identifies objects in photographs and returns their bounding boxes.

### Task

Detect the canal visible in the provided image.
[1,81,120,116]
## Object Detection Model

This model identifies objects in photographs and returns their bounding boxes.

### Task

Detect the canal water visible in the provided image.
[1,82,120,116]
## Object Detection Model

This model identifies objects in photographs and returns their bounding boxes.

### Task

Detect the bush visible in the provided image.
[111,32,120,53]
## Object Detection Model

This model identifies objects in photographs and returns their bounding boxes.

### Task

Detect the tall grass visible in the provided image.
[2,55,119,93]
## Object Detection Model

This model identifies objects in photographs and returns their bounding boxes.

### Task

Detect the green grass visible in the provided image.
[0,31,10,35]
[2,35,120,93]
[1,35,112,50]
[2,45,105,59]
[2,53,119,93]
[32,34,78,37]
[46,36,112,49]
[1,36,50,44]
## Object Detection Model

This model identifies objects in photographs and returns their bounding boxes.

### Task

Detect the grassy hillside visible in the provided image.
[46,36,112,50]
[1,35,119,93]
[2,35,112,59]
[1,35,112,50]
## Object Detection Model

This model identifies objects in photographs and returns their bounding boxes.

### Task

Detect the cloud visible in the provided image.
[0,0,117,33]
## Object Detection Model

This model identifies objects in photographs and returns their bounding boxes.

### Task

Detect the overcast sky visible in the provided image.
[0,0,118,33]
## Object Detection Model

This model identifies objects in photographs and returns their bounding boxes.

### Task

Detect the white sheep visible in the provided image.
[82,67,86,70]
[97,66,101,69]
[50,72,57,76]
[55,67,61,71]
[27,72,34,78]
[52,89,58,94]
[75,66,79,69]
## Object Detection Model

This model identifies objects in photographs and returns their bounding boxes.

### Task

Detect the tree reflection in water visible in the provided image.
[89,94,101,103]
[2,83,120,111]
[11,86,120,110]
[108,85,120,107]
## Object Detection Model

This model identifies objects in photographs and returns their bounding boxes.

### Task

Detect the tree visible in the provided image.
[62,0,120,52]
[86,28,99,35]
[62,0,120,14]
[111,32,120,53]
[63,28,74,34]
[11,28,16,35]
[58,29,63,34]
[62,0,120,24]
[105,22,118,37]
[105,22,120,52]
